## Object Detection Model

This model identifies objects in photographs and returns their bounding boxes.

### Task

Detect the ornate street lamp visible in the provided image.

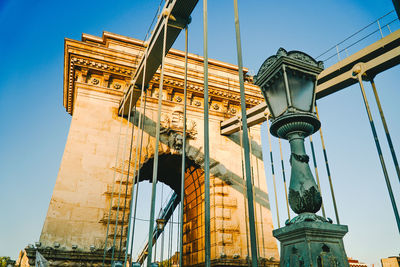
[255,47,324,217]
[255,48,349,266]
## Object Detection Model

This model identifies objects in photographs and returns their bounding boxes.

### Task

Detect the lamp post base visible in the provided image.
[273,220,349,267]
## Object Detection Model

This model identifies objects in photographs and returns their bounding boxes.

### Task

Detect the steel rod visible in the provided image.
[238,122,250,259]
[176,203,180,262]
[127,88,148,267]
[147,17,168,266]
[309,135,326,218]
[278,138,291,220]
[202,0,211,265]
[248,129,261,259]
[118,105,137,261]
[161,225,165,264]
[278,138,290,220]
[103,102,125,267]
[179,25,188,267]
[356,75,400,233]
[111,86,134,262]
[124,48,149,267]
[377,20,384,38]
[253,150,266,258]
[169,211,174,266]
[266,119,281,228]
[369,78,400,185]
[315,104,340,224]
[232,1,258,264]
[154,222,158,263]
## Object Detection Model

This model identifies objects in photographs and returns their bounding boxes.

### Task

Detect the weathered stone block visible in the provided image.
[211,195,237,207]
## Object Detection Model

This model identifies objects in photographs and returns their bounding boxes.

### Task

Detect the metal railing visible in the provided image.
[316,10,400,67]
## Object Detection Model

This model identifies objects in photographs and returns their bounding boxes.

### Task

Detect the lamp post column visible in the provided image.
[255,48,349,267]
[287,131,322,215]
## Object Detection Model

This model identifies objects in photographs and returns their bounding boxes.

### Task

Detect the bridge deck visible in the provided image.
[221,29,400,135]
[119,0,198,116]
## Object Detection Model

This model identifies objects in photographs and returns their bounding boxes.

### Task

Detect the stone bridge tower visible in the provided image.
[20,32,279,266]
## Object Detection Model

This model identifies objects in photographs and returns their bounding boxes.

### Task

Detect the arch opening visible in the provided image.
[137,154,200,197]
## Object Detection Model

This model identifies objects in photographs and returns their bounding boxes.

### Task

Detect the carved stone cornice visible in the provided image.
[64,31,264,116]
[152,75,264,107]
[71,57,134,76]
[65,55,136,114]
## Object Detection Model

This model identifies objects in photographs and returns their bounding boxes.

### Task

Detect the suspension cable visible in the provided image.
[253,142,266,258]
[111,78,135,263]
[160,214,165,264]
[118,104,137,261]
[147,13,168,266]
[355,75,400,232]
[168,208,174,266]
[177,203,180,263]
[103,101,126,267]
[179,25,188,267]
[278,138,290,221]
[238,119,250,259]
[202,0,211,265]
[247,129,260,258]
[266,118,281,228]
[315,104,340,224]
[309,135,326,218]
[124,50,149,266]
[143,0,165,42]
[127,93,148,266]
[232,1,259,264]
[155,183,165,262]
[369,78,400,185]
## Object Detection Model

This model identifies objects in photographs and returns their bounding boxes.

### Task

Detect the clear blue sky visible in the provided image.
[1,0,399,265]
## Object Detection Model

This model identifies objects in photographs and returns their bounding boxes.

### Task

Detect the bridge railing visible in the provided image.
[316,10,400,67]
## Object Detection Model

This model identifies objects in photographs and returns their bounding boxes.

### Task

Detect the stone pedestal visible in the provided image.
[273,220,349,267]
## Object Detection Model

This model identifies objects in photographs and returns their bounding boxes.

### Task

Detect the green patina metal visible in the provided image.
[233,0,259,265]
[255,47,323,215]
[287,130,322,214]
[203,0,211,265]
[256,48,349,266]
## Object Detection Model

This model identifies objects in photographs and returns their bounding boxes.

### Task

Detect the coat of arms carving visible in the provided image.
[160,107,197,154]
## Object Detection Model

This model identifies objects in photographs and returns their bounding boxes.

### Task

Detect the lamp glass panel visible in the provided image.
[287,71,314,112]
[262,78,288,118]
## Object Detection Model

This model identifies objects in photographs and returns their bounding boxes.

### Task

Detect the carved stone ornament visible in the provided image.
[213,103,219,110]
[168,132,183,153]
[91,78,100,85]
[175,96,182,102]
[229,107,237,114]
[159,107,198,154]
[71,57,133,75]
[194,100,201,106]
[113,83,121,90]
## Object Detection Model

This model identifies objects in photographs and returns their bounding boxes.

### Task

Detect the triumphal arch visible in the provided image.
[19,31,279,266]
